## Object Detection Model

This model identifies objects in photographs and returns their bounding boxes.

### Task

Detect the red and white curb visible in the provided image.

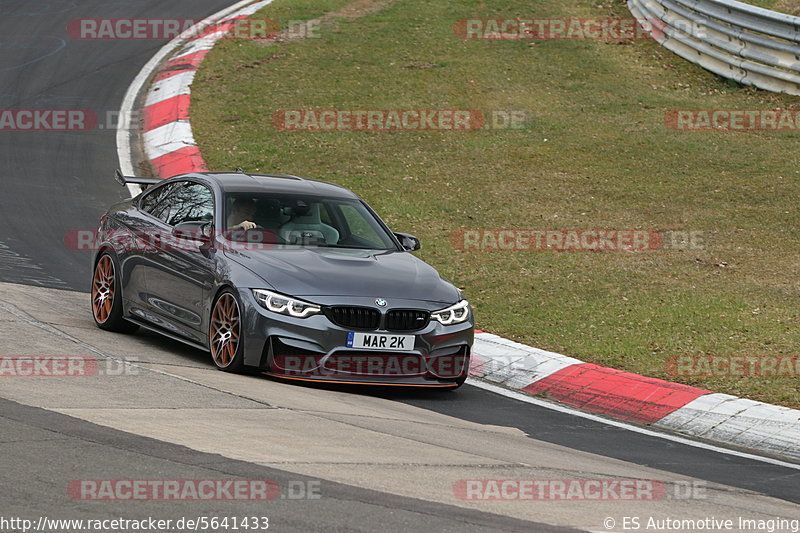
[124,0,800,463]
[130,0,275,181]
[472,333,800,461]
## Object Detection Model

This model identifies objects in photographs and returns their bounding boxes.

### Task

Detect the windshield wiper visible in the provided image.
[317,244,392,250]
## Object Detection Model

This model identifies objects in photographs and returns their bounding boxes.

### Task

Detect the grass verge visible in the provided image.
[192,0,800,408]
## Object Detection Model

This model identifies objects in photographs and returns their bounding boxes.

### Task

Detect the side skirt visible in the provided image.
[125,317,209,353]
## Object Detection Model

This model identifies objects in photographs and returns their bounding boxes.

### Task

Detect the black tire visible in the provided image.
[91,252,138,333]
[209,289,246,372]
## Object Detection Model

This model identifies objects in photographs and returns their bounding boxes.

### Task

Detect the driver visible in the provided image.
[228,198,257,230]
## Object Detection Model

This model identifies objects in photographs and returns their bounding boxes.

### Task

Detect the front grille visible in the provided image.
[324,306,380,330]
[386,309,430,331]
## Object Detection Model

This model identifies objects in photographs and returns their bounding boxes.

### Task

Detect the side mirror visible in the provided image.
[173,221,212,244]
[394,232,421,252]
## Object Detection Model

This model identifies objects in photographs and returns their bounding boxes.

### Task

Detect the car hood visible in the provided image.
[224,246,460,303]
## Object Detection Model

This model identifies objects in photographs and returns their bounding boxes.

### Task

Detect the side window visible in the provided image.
[319,203,333,226]
[340,204,384,247]
[157,182,214,226]
[139,183,175,218]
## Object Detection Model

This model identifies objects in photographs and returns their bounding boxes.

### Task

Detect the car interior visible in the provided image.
[226,195,339,246]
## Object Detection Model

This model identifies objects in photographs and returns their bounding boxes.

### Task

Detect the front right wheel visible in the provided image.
[210,290,246,372]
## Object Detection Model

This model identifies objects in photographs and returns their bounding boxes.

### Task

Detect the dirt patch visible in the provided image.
[333,0,395,19]
[707,0,799,16]
[258,0,398,46]
[775,0,800,15]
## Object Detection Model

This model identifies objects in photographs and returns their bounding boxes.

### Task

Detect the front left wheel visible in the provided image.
[210,290,246,372]
[91,253,138,333]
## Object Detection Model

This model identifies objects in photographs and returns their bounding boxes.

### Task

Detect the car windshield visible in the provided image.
[223,192,398,250]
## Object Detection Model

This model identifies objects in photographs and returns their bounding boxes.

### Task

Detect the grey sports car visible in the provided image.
[91,170,473,388]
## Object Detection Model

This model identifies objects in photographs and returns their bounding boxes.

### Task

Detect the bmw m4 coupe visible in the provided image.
[91,170,473,387]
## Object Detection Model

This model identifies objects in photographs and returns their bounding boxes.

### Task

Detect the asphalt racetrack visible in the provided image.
[0,1,798,531]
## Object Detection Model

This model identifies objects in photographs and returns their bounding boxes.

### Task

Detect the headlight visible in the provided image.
[431,300,470,325]
[252,289,321,318]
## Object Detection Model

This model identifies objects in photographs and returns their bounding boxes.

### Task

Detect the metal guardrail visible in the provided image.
[628,0,800,95]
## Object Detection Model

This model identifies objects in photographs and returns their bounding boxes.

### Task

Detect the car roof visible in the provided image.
[179,172,359,199]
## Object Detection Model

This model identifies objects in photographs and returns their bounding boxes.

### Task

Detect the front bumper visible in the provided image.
[238,289,474,387]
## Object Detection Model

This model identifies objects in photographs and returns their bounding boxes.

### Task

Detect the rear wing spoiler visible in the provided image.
[115,169,161,187]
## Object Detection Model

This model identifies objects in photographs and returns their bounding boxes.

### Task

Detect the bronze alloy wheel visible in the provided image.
[210,292,241,369]
[92,255,115,324]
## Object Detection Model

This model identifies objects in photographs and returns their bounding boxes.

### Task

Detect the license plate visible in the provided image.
[346,332,414,351]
